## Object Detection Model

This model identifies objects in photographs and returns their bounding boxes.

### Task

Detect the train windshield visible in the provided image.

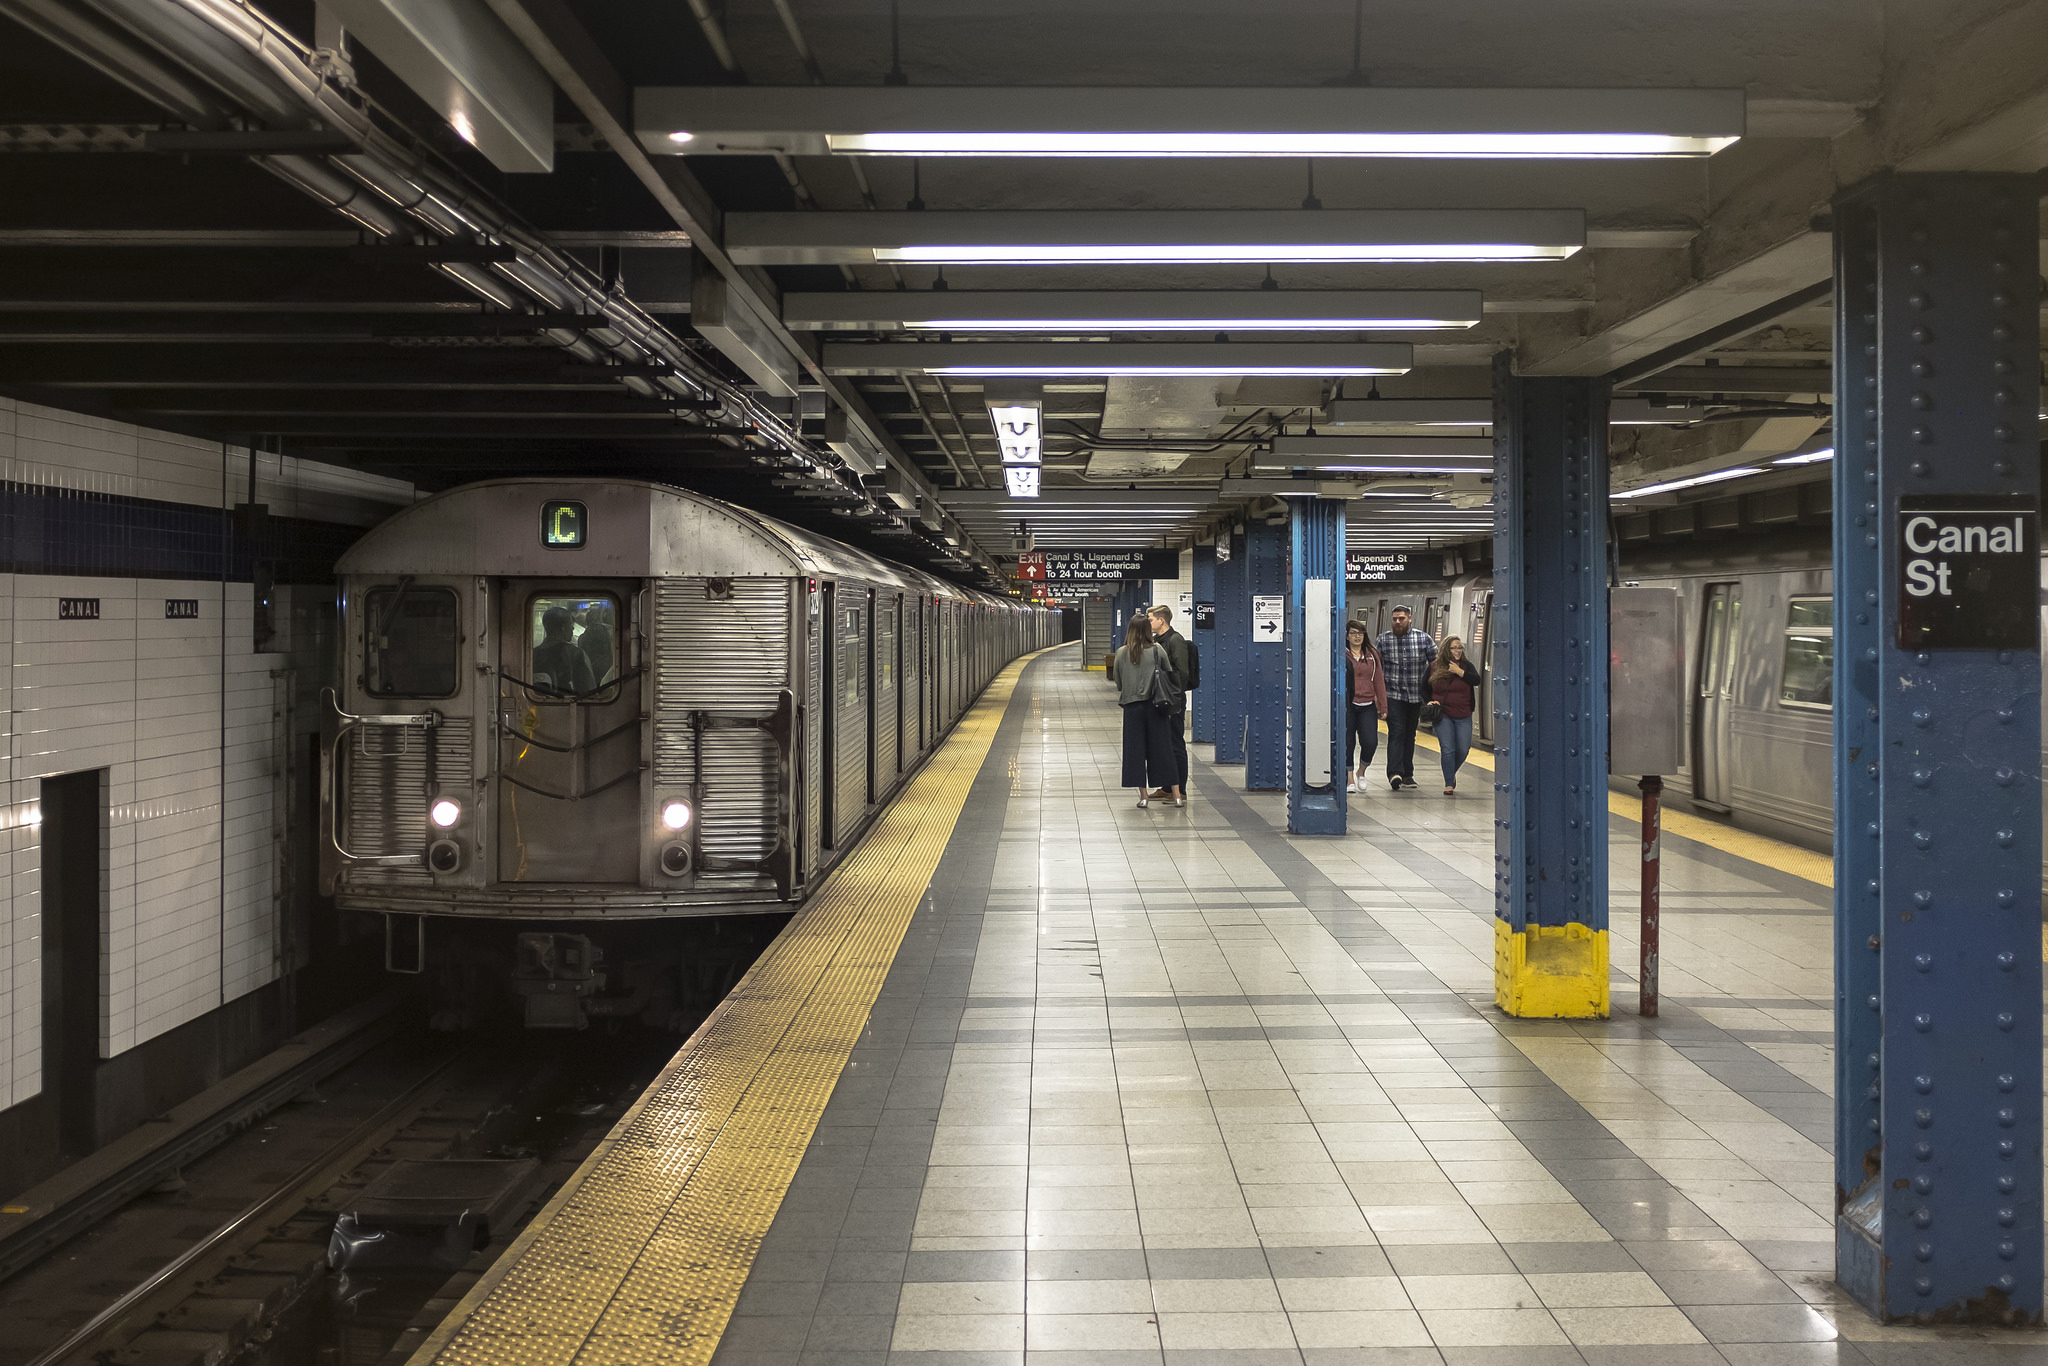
[1779,597,1833,710]
[365,584,459,697]
[527,593,619,697]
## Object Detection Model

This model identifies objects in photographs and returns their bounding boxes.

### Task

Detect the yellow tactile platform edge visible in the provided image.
[408,650,1049,1366]
[1393,724,1835,888]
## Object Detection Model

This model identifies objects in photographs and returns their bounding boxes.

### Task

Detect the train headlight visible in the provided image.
[428,839,463,874]
[661,799,692,831]
[430,798,463,829]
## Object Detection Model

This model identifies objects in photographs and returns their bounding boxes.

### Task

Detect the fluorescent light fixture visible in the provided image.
[1271,435,1493,459]
[728,210,1584,266]
[1005,467,1041,497]
[1612,466,1764,499]
[1773,446,1834,466]
[823,342,1412,377]
[1307,462,1493,474]
[635,87,1744,159]
[783,289,1484,332]
[668,130,694,144]
[1321,396,1707,427]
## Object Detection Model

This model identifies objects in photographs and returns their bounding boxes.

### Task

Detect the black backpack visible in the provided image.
[1181,637,1201,691]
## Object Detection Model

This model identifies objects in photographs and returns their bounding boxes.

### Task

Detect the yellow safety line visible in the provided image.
[1383,722,1834,888]
[411,651,1049,1366]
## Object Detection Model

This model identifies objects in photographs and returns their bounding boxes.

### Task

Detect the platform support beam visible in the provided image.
[1192,544,1217,745]
[1212,529,1248,765]
[1830,172,2042,1324]
[1491,357,1610,1018]
[1285,496,1346,834]
[1244,515,1288,789]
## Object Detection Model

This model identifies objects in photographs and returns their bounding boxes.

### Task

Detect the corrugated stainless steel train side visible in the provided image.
[1383,546,2048,887]
[319,479,1056,1026]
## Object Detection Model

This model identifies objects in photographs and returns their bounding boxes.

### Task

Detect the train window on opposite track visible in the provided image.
[1778,597,1833,710]
[365,585,459,698]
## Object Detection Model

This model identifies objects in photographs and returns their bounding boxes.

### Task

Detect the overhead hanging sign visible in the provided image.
[1015,549,1179,584]
[1252,594,1285,642]
[1346,551,1444,582]
[1896,495,2039,650]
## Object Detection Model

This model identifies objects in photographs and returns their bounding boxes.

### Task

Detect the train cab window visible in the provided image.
[365,584,459,697]
[1778,597,1833,710]
[527,594,619,698]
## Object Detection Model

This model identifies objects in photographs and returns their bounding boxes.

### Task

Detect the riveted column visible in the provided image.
[1192,544,1217,745]
[1244,514,1288,789]
[1491,356,1610,1018]
[1831,173,2042,1324]
[1285,496,1346,835]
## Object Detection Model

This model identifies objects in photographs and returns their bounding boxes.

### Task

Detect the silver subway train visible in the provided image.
[1366,540,2047,880]
[319,478,1057,1027]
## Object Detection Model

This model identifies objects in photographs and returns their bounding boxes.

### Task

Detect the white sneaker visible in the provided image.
[1346,780,1359,793]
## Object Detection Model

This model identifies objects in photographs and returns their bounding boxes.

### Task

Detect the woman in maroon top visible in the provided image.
[1428,636,1483,795]
[1343,621,1387,793]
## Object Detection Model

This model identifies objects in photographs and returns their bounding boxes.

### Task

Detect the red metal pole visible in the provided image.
[1640,774,1662,1018]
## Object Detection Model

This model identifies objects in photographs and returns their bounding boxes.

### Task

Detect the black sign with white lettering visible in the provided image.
[58,597,100,621]
[1193,601,1216,630]
[1018,548,1179,586]
[1346,552,1444,582]
[1896,495,2039,650]
[165,599,199,620]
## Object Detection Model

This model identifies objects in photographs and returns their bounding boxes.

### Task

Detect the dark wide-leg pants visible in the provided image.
[1121,702,1177,790]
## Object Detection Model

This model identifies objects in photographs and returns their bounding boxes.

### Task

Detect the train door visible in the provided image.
[497,580,641,882]
[893,594,906,774]
[1472,590,1496,747]
[1692,582,1742,809]
[839,590,870,831]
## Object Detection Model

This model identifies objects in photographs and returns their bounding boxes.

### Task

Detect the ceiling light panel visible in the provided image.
[823,342,1413,377]
[1612,466,1764,499]
[784,289,1484,332]
[636,87,1743,158]
[728,210,1585,266]
[1321,397,1711,427]
[1269,435,1493,459]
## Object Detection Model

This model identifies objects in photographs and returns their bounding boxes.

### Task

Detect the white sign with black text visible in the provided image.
[1252,595,1285,643]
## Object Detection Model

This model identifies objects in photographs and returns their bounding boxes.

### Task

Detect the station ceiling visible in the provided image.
[0,0,2043,583]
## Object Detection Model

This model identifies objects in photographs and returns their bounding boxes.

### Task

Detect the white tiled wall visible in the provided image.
[0,398,414,1109]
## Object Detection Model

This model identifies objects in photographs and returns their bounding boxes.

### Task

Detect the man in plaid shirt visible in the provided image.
[1375,605,1437,790]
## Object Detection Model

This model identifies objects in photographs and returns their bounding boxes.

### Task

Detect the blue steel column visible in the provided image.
[1286,497,1346,834]
[1491,357,1610,1017]
[1192,544,1217,744]
[1213,530,1249,764]
[1831,173,2042,1324]
[1244,515,1288,790]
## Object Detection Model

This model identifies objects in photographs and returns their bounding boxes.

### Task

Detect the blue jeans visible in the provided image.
[1433,715,1473,788]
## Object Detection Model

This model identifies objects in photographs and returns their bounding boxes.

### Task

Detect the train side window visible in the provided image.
[1778,597,1833,710]
[365,584,459,697]
[526,593,619,698]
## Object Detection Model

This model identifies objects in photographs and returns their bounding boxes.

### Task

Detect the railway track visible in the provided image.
[0,1012,696,1366]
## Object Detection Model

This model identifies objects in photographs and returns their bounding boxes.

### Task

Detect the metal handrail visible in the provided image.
[318,689,440,888]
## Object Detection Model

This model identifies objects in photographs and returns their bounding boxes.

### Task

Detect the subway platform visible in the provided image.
[408,645,2042,1366]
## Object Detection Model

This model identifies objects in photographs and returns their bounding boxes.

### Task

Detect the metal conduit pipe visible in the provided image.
[73,0,310,126]
[0,0,231,126]
[27,0,852,496]
[83,0,851,486]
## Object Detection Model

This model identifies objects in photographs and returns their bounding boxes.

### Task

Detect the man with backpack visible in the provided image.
[1147,604,1199,799]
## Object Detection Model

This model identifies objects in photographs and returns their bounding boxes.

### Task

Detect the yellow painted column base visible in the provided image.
[1494,919,1610,1018]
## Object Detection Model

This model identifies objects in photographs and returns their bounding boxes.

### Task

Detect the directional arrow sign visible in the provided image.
[1252,595,1285,643]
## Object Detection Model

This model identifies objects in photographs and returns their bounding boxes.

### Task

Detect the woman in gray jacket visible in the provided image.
[1111,615,1183,808]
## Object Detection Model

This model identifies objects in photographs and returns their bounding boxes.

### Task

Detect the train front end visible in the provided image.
[321,480,802,1028]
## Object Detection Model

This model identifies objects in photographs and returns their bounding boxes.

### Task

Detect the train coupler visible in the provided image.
[512,932,606,1028]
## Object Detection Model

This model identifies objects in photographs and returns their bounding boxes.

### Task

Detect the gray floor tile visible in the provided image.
[906,1251,1029,1282]
[1385,1245,1519,1277]
[1029,1250,1151,1281]
[1265,1247,1396,1279]
[1146,1247,1274,1280]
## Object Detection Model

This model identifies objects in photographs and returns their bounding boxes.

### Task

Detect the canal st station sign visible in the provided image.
[1896,495,2039,650]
